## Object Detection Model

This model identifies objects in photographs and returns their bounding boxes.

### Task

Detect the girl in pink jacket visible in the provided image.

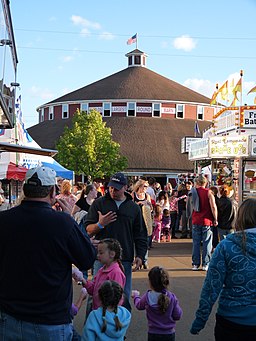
[80,238,126,310]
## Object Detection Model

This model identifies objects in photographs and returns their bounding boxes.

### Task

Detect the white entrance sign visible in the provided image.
[189,138,209,160]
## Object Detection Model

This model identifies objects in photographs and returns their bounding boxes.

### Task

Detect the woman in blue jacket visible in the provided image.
[190,198,256,341]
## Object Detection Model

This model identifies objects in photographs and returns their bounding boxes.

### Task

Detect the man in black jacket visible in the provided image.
[85,172,147,310]
[0,166,96,341]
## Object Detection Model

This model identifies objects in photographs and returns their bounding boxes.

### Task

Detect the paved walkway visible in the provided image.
[73,239,216,341]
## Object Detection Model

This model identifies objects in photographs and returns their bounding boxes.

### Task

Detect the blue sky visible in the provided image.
[10,0,256,128]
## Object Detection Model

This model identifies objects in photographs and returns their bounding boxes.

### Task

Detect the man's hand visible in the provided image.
[90,236,100,249]
[98,211,117,227]
[133,257,142,271]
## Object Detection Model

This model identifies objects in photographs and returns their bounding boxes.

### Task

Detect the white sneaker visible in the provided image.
[192,265,199,271]
[202,265,208,271]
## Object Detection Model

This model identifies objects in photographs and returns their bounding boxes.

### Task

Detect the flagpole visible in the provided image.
[136,33,138,49]
[239,70,243,135]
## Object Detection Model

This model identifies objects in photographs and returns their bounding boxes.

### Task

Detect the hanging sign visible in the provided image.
[189,138,209,160]
[209,135,248,158]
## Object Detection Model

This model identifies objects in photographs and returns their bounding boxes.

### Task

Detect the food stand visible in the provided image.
[188,105,256,204]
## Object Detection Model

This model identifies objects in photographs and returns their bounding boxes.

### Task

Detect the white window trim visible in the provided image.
[103,102,112,117]
[126,102,136,117]
[41,108,44,122]
[49,106,54,120]
[80,103,88,113]
[197,106,204,120]
[62,104,69,119]
[152,103,161,117]
[176,104,184,119]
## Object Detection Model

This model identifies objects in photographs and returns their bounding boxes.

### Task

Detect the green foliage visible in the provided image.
[56,110,128,178]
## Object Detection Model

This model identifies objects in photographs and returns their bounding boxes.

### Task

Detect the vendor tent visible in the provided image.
[40,160,73,180]
[0,162,27,181]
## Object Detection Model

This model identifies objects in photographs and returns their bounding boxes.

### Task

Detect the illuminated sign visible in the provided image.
[209,136,248,157]
[189,138,209,160]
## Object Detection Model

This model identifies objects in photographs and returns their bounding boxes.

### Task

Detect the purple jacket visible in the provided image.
[134,290,182,334]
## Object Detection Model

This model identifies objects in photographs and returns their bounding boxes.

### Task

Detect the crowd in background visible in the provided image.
[2,168,255,341]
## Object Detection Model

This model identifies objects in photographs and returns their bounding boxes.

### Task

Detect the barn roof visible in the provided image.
[45,66,211,105]
[28,117,210,173]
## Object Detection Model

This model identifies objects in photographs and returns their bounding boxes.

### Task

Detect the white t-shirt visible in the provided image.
[146,186,156,202]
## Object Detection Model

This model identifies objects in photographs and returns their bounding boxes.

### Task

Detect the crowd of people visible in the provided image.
[0,167,256,340]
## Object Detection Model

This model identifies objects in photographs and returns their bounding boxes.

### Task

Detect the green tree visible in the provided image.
[56,109,128,179]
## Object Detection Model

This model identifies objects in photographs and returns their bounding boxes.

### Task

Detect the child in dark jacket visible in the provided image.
[132,266,182,341]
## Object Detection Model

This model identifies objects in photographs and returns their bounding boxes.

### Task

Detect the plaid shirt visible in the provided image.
[169,195,187,212]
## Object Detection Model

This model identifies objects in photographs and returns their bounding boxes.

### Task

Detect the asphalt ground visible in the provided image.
[73,238,216,341]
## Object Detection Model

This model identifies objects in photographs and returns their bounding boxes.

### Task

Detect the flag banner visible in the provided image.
[230,97,237,107]
[232,78,242,100]
[210,91,218,105]
[218,80,228,101]
[194,121,200,136]
[127,33,137,45]
[247,85,256,95]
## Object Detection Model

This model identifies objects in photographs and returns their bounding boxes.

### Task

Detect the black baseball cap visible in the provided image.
[108,172,127,190]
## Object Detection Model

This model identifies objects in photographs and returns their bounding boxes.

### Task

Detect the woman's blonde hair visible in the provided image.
[132,179,149,193]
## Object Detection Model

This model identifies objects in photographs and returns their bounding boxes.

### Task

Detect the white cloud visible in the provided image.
[71,15,101,34]
[184,73,256,104]
[99,31,115,40]
[29,86,54,100]
[71,15,114,41]
[173,35,196,52]
[183,78,214,98]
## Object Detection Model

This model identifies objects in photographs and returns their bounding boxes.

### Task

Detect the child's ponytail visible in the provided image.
[98,280,124,333]
[148,266,171,314]
[101,306,107,332]
[158,290,170,313]
[114,307,123,331]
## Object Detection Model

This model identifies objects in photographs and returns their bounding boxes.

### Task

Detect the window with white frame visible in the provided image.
[62,104,69,119]
[41,108,44,122]
[176,104,184,119]
[49,106,54,120]
[103,102,111,117]
[153,103,161,117]
[197,106,204,120]
[127,102,136,116]
[81,103,88,113]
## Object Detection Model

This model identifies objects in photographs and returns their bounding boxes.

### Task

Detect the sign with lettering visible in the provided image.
[89,107,102,113]
[189,138,209,160]
[112,106,127,112]
[181,137,201,153]
[209,135,248,157]
[136,106,152,113]
[161,107,175,114]
[243,110,256,128]
[216,110,237,133]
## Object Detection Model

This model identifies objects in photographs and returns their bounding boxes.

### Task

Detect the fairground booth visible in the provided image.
[188,104,256,205]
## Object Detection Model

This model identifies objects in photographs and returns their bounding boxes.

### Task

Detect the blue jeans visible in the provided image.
[93,259,132,312]
[192,224,212,266]
[0,310,73,341]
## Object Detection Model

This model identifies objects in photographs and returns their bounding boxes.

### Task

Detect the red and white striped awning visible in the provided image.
[0,162,28,181]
